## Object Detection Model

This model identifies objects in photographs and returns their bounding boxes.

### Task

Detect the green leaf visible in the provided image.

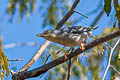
[104,0,112,16]
[49,45,67,53]
[42,0,58,28]
[7,0,36,21]
[113,0,120,23]
[0,48,10,76]
[0,72,4,80]
[0,37,2,48]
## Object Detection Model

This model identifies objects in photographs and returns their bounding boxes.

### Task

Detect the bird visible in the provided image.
[37,26,98,50]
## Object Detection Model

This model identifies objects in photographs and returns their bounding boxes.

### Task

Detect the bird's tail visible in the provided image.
[91,26,99,30]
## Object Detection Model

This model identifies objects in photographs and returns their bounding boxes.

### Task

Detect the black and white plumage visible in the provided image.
[37,26,98,48]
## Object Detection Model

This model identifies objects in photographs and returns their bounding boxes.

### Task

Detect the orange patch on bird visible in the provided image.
[80,43,85,51]
[44,30,51,34]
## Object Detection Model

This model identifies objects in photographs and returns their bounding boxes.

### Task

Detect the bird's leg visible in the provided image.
[64,53,67,60]
[55,46,65,55]
[79,43,85,51]
[76,43,85,62]
[52,46,65,60]
[64,48,72,60]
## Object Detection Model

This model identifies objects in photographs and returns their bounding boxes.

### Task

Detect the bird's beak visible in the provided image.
[36,33,45,37]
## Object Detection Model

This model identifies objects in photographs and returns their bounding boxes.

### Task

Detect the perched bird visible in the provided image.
[37,26,98,50]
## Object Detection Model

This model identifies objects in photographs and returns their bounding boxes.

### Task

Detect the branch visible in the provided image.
[56,0,80,29]
[67,59,71,80]
[18,0,80,72]
[8,58,23,61]
[12,30,120,80]
[110,65,120,76]
[67,49,73,80]
[102,38,120,80]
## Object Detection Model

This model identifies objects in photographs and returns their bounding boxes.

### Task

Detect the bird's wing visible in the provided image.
[55,26,98,36]
[66,26,94,34]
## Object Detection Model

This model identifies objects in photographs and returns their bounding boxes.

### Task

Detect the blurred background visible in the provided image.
[0,0,120,80]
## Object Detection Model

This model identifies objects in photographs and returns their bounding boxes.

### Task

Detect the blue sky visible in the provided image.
[0,0,114,80]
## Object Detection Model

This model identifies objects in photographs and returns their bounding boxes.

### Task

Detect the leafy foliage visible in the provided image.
[0,37,9,79]
[4,0,120,80]
[104,0,112,16]
[7,0,71,27]
[104,0,120,23]
[113,0,120,23]
[7,0,36,21]
[0,48,10,77]
[0,38,2,48]
[111,45,120,76]
[42,0,58,28]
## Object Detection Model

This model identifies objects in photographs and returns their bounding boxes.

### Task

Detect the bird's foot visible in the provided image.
[64,53,68,60]
[80,43,85,51]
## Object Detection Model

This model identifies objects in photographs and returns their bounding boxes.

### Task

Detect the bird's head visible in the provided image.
[37,30,57,40]
[36,30,52,37]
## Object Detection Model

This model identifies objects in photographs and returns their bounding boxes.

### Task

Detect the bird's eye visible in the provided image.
[44,30,51,34]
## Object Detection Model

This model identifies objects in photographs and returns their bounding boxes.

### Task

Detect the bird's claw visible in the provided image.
[80,43,85,51]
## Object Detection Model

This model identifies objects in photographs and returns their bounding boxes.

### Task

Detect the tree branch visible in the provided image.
[110,65,120,76]
[8,58,23,61]
[56,0,80,29]
[67,59,71,80]
[13,30,120,80]
[102,38,120,80]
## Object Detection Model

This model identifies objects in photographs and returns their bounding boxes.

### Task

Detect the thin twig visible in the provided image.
[43,54,51,65]
[102,38,120,80]
[12,30,120,80]
[8,58,23,61]
[56,0,80,29]
[67,49,73,80]
[67,59,71,80]
[74,11,88,18]
[90,9,104,27]
[110,65,120,76]
[40,54,51,78]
